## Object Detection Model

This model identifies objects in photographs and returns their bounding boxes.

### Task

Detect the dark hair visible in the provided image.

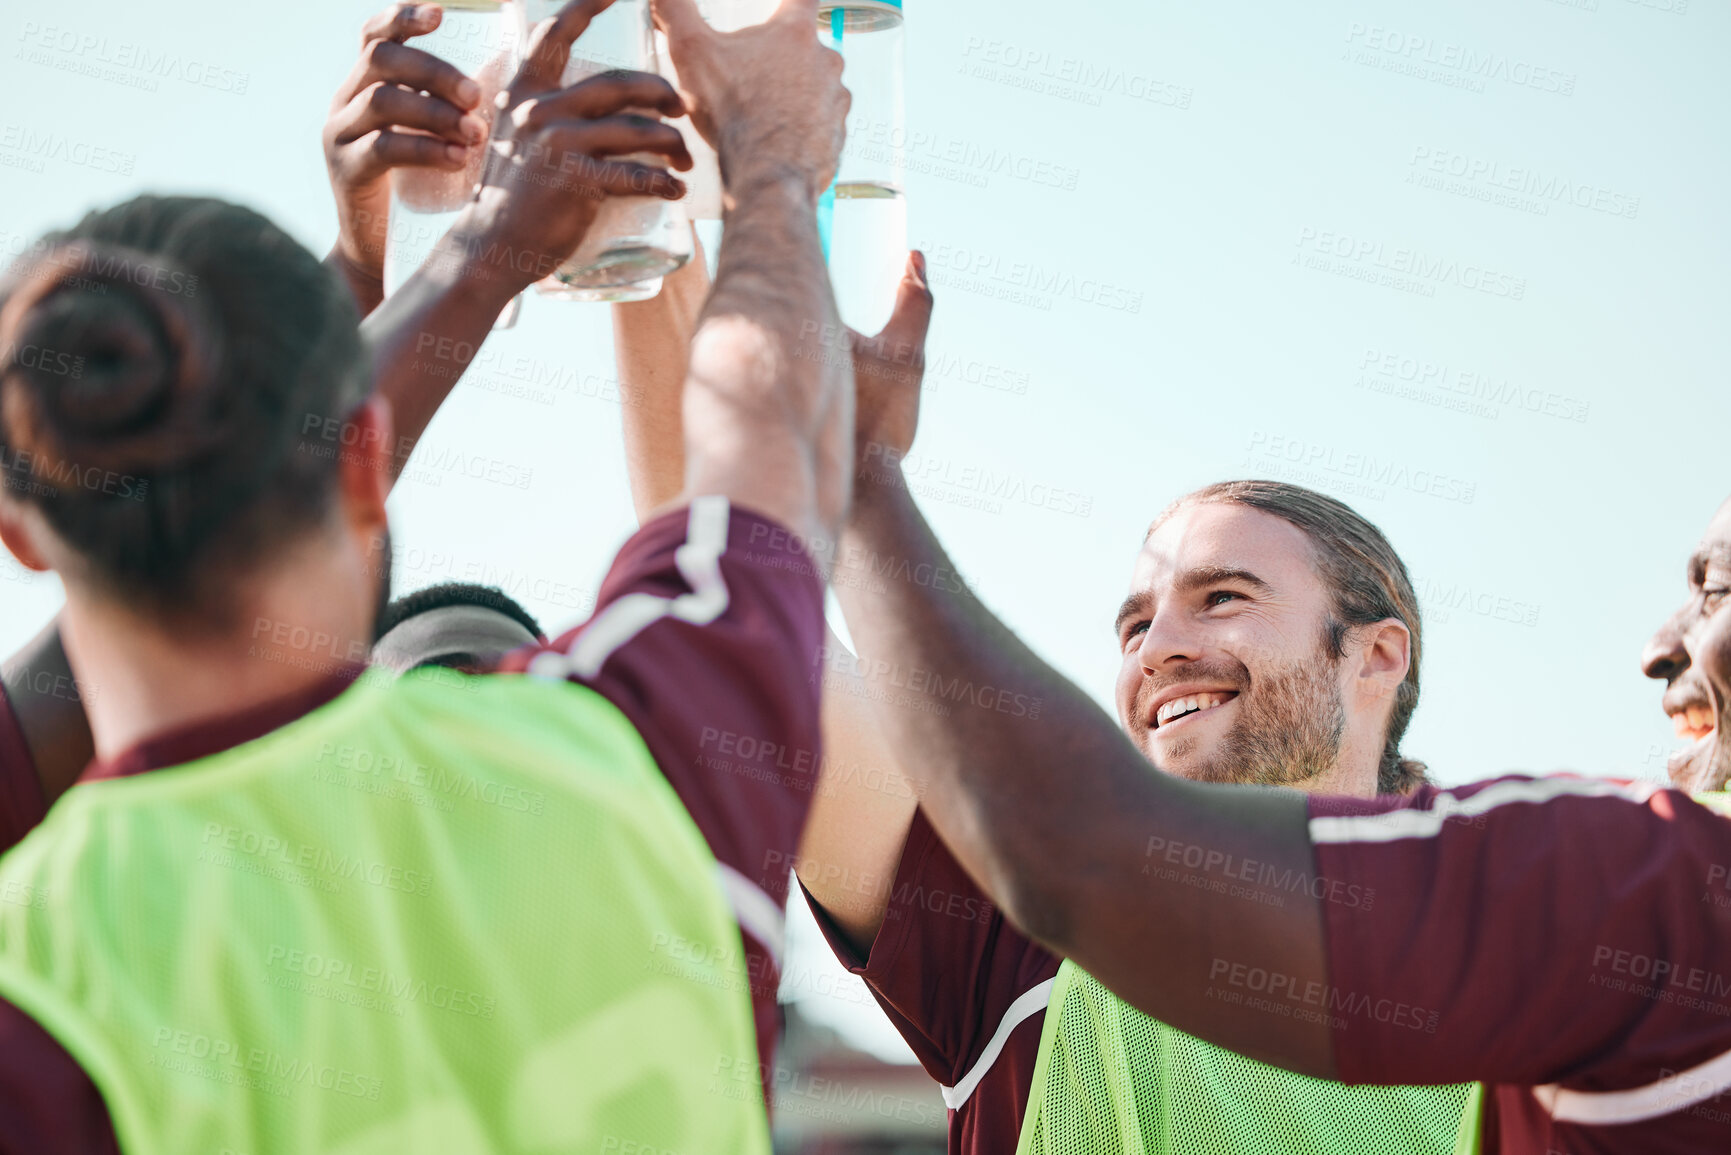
[374,583,544,643]
[0,196,369,623]
[1150,480,1426,795]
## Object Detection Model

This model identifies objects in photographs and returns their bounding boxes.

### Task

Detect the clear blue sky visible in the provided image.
[2,0,1727,1060]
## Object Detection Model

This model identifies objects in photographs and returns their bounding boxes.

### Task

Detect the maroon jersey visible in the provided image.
[807,807,1058,1155]
[0,683,46,856]
[0,500,824,1153]
[1310,774,1731,1154]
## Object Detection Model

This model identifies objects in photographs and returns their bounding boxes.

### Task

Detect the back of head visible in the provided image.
[0,195,369,627]
[1152,480,1426,794]
[372,583,545,674]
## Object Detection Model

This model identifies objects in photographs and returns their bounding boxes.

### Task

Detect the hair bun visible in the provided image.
[1,242,224,487]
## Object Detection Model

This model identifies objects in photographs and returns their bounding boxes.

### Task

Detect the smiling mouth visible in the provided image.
[1154,691,1238,730]
[1672,702,1716,743]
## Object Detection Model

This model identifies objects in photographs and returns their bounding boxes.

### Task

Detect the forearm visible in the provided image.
[324,244,386,318]
[612,231,710,520]
[680,169,848,542]
[839,474,1336,1074]
[795,627,922,957]
[359,208,523,484]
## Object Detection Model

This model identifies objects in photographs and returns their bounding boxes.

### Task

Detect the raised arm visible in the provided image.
[833,318,1335,1077]
[613,228,710,517]
[361,0,693,484]
[613,235,937,953]
[652,0,851,543]
[322,2,493,316]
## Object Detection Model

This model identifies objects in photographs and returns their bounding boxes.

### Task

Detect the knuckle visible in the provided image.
[516,96,548,128]
[364,81,397,114]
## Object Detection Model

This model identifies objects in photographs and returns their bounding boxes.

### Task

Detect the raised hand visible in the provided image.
[652,0,849,203]
[323,2,493,309]
[463,0,693,291]
[848,252,933,474]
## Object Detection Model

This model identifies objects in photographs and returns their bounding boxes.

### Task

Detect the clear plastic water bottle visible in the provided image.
[661,0,779,221]
[383,0,521,327]
[517,0,692,302]
[819,0,906,335]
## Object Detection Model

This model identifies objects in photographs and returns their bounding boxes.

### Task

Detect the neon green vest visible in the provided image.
[0,669,771,1155]
[1016,960,1472,1154]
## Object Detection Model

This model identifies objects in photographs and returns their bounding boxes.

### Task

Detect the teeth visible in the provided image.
[1690,704,1716,734]
[1156,692,1230,728]
[1672,704,1718,741]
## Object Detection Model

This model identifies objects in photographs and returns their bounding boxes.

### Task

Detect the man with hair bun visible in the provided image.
[0,0,574,848]
[0,0,854,1150]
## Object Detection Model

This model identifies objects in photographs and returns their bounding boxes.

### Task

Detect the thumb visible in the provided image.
[651,0,711,46]
[874,251,934,354]
[771,0,819,24]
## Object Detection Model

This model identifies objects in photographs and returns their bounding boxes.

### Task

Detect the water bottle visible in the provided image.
[819,0,906,335]
[382,0,522,327]
[659,0,779,221]
[516,0,692,302]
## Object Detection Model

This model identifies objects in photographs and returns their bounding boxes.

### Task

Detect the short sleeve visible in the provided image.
[1311,775,1731,1100]
[806,808,1058,1151]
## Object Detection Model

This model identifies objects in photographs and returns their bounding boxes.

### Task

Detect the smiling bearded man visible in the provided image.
[796,477,1471,1155]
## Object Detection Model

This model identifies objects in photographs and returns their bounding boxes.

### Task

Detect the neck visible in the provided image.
[58,532,375,762]
[1291,756,1381,800]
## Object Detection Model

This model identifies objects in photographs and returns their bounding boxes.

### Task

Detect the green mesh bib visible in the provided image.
[1016,960,1472,1155]
[0,669,771,1155]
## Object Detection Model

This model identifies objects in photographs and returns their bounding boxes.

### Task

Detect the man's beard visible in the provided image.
[1150,654,1347,787]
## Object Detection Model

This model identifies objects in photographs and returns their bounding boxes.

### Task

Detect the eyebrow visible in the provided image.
[1113,590,1153,638]
[1112,567,1273,637]
[1172,565,1274,596]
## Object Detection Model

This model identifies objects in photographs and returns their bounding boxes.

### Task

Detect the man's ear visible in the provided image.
[0,501,52,573]
[1353,618,1411,711]
[336,396,394,536]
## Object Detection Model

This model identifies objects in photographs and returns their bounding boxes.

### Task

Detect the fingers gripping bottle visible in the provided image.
[819,0,906,334]
[382,0,523,327]
[516,0,693,303]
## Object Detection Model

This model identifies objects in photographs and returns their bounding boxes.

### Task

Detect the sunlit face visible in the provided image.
[1112,502,1348,786]
[1642,498,1731,790]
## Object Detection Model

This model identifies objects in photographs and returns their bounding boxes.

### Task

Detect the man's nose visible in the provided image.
[1642,609,1692,683]
[1137,608,1203,671]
